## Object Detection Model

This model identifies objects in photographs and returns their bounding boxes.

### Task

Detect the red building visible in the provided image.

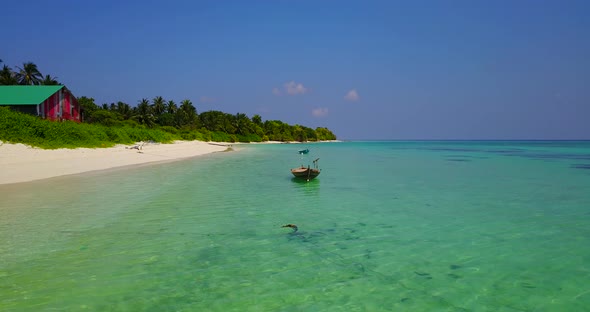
[0,85,81,121]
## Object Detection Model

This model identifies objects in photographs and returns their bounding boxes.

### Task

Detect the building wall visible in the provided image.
[43,93,59,120]
[5,105,37,115]
[65,90,80,121]
[2,87,81,122]
[41,89,80,122]
[62,92,80,121]
[71,95,80,120]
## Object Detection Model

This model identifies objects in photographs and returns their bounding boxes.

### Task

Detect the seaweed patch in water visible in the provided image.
[486,149,525,154]
[450,264,462,270]
[414,271,432,279]
[517,154,590,161]
[446,158,471,162]
[571,164,590,170]
[426,148,480,152]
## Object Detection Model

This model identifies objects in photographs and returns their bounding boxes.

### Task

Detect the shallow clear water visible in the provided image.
[1,141,590,311]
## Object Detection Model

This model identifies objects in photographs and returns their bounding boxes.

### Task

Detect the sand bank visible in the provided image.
[0,141,231,185]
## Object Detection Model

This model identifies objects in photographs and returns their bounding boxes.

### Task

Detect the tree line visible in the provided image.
[79,96,336,142]
[1,59,337,142]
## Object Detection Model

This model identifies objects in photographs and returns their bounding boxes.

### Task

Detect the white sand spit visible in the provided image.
[0,141,230,185]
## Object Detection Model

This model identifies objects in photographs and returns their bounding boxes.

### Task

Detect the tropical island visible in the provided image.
[0,60,337,149]
[0,60,338,184]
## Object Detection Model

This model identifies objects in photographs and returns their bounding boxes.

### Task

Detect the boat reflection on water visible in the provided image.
[290,176,320,196]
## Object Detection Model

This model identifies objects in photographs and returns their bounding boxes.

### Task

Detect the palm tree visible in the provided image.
[221,114,236,134]
[252,114,263,126]
[166,100,177,114]
[0,65,17,85]
[178,99,197,127]
[15,62,43,85]
[41,74,60,85]
[234,113,253,135]
[116,102,133,120]
[152,96,166,117]
[134,98,155,127]
[199,110,222,131]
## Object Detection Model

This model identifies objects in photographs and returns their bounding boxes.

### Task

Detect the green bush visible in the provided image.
[0,108,176,149]
[160,126,179,135]
[210,131,232,142]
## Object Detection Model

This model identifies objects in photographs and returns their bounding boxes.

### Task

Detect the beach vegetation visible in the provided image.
[0,107,175,149]
[0,60,337,148]
[15,62,44,85]
[78,96,336,143]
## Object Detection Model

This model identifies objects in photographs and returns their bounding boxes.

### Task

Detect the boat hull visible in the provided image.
[291,167,320,180]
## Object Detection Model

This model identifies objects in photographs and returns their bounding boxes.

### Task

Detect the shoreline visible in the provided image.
[0,141,231,186]
[0,140,342,186]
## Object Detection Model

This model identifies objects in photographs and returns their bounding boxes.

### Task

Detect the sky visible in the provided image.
[3,0,589,140]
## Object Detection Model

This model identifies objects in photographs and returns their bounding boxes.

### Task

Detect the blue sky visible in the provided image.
[3,0,589,140]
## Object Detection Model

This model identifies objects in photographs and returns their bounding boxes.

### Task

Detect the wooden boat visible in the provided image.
[291,158,320,181]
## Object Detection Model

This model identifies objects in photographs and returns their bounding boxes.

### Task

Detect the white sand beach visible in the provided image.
[0,141,231,185]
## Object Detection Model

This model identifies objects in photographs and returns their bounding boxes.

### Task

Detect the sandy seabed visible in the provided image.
[0,141,230,185]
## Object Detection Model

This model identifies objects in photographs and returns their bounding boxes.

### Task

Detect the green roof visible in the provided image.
[0,86,65,105]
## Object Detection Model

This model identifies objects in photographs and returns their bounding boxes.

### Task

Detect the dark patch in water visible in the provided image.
[486,149,525,154]
[448,273,461,279]
[446,158,471,162]
[447,154,487,159]
[427,146,590,162]
[426,148,480,152]
[401,297,410,303]
[414,271,430,276]
[521,282,536,289]
[511,153,590,161]
[450,264,462,270]
[571,164,590,170]
[354,263,366,273]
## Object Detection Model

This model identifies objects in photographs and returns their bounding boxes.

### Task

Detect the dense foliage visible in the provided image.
[0,107,177,149]
[0,59,337,148]
[78,96,337,143]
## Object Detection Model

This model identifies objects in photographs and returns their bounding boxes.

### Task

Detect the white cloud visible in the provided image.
[344,89,359,101]
[285,81,308,95]
[312,107,329,117]
[273,81,308,96]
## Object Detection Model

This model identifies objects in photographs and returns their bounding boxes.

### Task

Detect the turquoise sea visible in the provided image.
[1,141,590,311]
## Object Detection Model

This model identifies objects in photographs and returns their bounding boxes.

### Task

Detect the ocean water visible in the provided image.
[1,141,590,311]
